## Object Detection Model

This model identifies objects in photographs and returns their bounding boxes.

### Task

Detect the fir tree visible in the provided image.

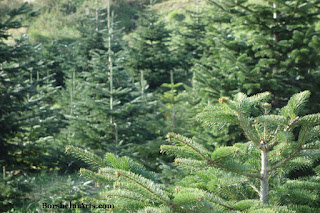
[191,0,320,153]
[169,0,206,75]
[63,3,165,170]
[196,0,320,109]
[0,3,62,170]
[125,0,175,91]
[125,0,184,132]
[68,91,320,212]
[64,4,125,151]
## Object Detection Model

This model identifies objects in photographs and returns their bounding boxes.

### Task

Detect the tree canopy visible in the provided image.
[1,0,319,212]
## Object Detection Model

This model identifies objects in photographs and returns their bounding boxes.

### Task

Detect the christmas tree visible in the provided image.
[67,90,320,212]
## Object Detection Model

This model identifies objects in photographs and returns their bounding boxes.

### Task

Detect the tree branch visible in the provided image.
[168,135,210,161]
[246,180,261,197]
[207,160,261,179]
[238,114,262,149]
[270,147,302,171]
[270,126,308,171]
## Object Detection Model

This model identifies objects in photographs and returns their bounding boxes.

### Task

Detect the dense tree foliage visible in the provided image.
[125,1,176,90]
[196,0,320,106]
[67,91,320,212]
[0,2,62,170]
[1,0,320,212]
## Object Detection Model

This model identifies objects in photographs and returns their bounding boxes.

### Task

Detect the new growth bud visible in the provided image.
[175,187,181,193]
[261,103,271,109]
[197,197,204,201]
[261,103,271,114]
[219,97,229,104]
[115,171,121,178]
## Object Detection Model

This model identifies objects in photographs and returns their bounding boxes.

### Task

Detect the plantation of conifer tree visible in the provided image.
[1,0,319,212]
[67,91,320,212]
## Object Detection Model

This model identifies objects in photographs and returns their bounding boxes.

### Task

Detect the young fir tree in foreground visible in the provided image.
[67,91,319,212]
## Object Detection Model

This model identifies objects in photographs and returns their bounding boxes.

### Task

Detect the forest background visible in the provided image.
[0,0,320,212]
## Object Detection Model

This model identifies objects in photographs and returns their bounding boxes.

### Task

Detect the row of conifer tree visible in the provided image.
[1,0,319,212]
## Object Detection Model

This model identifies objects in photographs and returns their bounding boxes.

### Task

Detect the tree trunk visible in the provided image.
[260,148,269,203]
[141,70,144,96]
[70,70,75,115]
[192,68,196,103]
[3,166,5,186]
[193,0,200,103]
[170,69,176,129]
[29,66,32,100]
[108,0,113,124]
[273,2,278,42]
[107,0,118,144]
[36,71,39,91]
[272,2,278,74]
[95,0,99,31]
[196,0,199,24]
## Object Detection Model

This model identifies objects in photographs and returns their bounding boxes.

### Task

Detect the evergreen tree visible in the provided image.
[0,3,66,211]
[63,4,123,150]
[195,0,320,106]
[62,3,165,170]
[68,91,320,212]
[169,0,206,75]
[162,0,216,139]
[192,0,320,149]
[0,3,62,169]
[125,0,175,91]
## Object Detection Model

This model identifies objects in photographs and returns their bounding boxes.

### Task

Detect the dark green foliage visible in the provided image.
[0,3,34,165]
[125,1,176,90]
[0,169,32,212]
[2,1,320,212]
[196,0,320,109]
[0,2,63,171]
[69,91,320,212]
[3,171,95,212]
[192,0,320,159]
[111,0,153,32]
[169,2,206,74]
[60,5,166,173]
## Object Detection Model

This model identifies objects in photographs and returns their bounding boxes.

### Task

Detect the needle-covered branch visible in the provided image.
[164,132,211,161]
[66,145,108,168]
[68,90,319,212]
